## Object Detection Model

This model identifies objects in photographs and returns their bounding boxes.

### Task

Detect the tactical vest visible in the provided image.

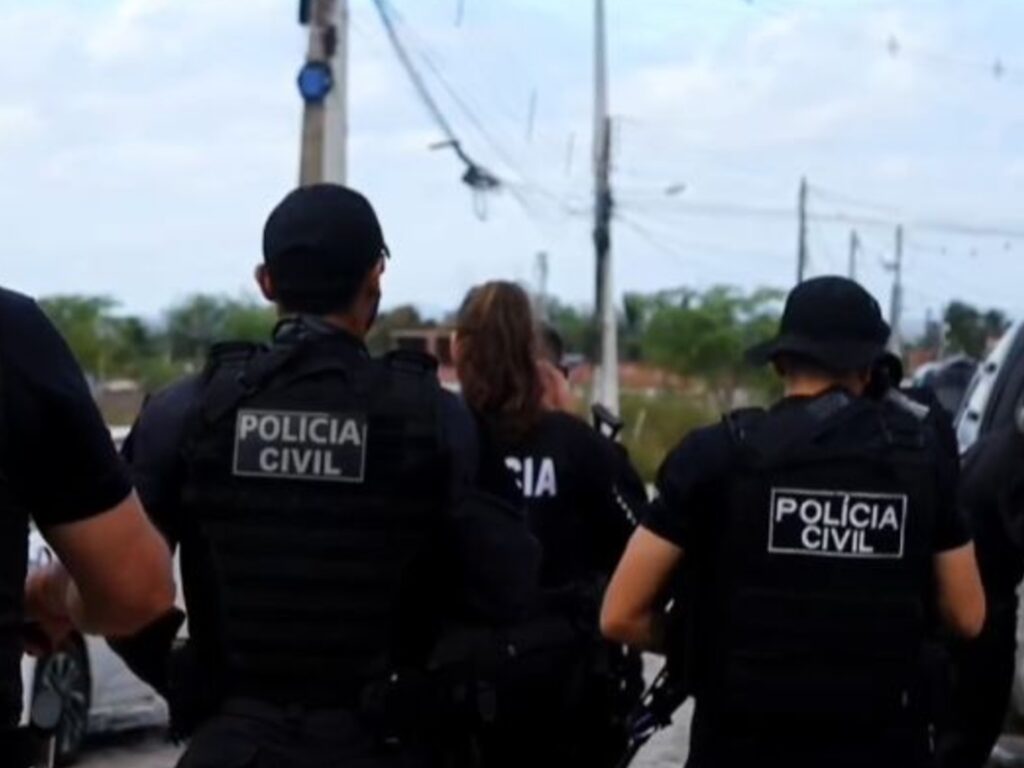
[698,392,938,725]
[180,337,447,708]
[0,361,28,730]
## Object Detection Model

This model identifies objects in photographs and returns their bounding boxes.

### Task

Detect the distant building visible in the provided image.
[390,328,458,387]
[95,379,145,426]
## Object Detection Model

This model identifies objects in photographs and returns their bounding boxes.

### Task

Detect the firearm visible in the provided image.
[616,577,695,768]
[616,657,690,768]
[592,403,624,441]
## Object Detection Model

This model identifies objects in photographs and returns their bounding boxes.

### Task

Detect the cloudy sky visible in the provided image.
[1,0,1022,328]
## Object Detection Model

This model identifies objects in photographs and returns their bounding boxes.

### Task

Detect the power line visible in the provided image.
[740,0,1024,88]
[371,0,500,197]
[622,193,1024,242]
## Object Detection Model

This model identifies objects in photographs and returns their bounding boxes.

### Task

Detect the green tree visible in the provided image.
[39,295,121,378]
[641,285,783,409]
[944,301,1010,358]
[546,300,596,358]
[164,295,274,363]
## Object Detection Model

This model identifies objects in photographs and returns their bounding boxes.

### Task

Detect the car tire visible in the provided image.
[33,636,91,766]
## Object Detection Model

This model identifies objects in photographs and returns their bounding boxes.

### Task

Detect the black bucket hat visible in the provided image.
[746,276,890,372]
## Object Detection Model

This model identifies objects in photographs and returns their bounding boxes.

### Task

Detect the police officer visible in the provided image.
[453,281,646,768]
[115,185,539,768]
[936,400,1024,768]
[0,287,175,764]
[603,276,986,768]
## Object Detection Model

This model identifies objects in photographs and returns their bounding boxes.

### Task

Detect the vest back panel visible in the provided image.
[701,398,937,724]
[181,342,448,707]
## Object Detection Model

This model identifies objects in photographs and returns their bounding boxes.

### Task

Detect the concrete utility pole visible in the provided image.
[796,176,808,284]
[534,251,550,321]
[847,229,860,281]
[886,225,904,354]
[592,0,619,414]
[297,0,349,186]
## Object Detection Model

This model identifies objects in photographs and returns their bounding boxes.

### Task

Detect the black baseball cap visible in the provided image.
[746,276,890,371]
[262,184,388,313]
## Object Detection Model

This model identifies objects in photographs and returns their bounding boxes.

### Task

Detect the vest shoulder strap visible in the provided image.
[722,407,767,446]
[199,341,292,425]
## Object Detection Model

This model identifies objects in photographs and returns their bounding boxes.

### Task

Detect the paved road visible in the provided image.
[74,654,692,767]
[75,720,690,768]
[69,716,1024,768]
[78,730,182,768]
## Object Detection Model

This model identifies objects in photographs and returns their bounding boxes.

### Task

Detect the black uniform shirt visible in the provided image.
[479,411,645,589]
[0,288,131,728]
[0,288,131,525]
[959,426,1024,603]
[645,395,969,553]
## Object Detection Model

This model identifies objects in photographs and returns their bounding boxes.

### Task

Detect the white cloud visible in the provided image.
[0,0,1020,318]
[0,104,41,144]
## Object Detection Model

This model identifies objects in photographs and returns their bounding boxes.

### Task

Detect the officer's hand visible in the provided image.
[539,359,577,414]
[24,564,75,656]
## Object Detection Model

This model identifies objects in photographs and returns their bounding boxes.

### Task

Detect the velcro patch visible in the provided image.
[233,409,367,483]
[768,488,907,559]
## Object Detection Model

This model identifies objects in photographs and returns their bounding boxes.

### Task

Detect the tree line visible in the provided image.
[39,290,1011,400]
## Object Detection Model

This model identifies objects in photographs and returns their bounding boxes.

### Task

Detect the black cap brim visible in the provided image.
[746,333,887,372]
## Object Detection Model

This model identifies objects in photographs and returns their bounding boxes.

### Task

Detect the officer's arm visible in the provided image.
[601,526,683,652]
[36,492,176,637]
[933,543,986,639]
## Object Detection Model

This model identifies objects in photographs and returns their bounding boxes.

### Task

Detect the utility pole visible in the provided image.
[885,225,904,354]
[297,0,349,186]
[534,251,550,321]
[796,176,808,284]
[847,229,860,281]
[592,0,619,414]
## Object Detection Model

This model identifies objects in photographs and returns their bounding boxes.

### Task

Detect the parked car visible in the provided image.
[18,426,172,764]
[951,322,1024,734]
[956,321,1024,453]
[910,355,977,417]
[19,529,169,764]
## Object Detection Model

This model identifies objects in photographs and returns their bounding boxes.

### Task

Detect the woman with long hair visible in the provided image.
[454,280,646,767]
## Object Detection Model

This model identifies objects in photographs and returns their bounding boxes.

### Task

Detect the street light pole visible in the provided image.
[592,0,619,414]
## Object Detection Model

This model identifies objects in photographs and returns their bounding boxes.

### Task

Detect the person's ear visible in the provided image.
[255,265,276,302]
